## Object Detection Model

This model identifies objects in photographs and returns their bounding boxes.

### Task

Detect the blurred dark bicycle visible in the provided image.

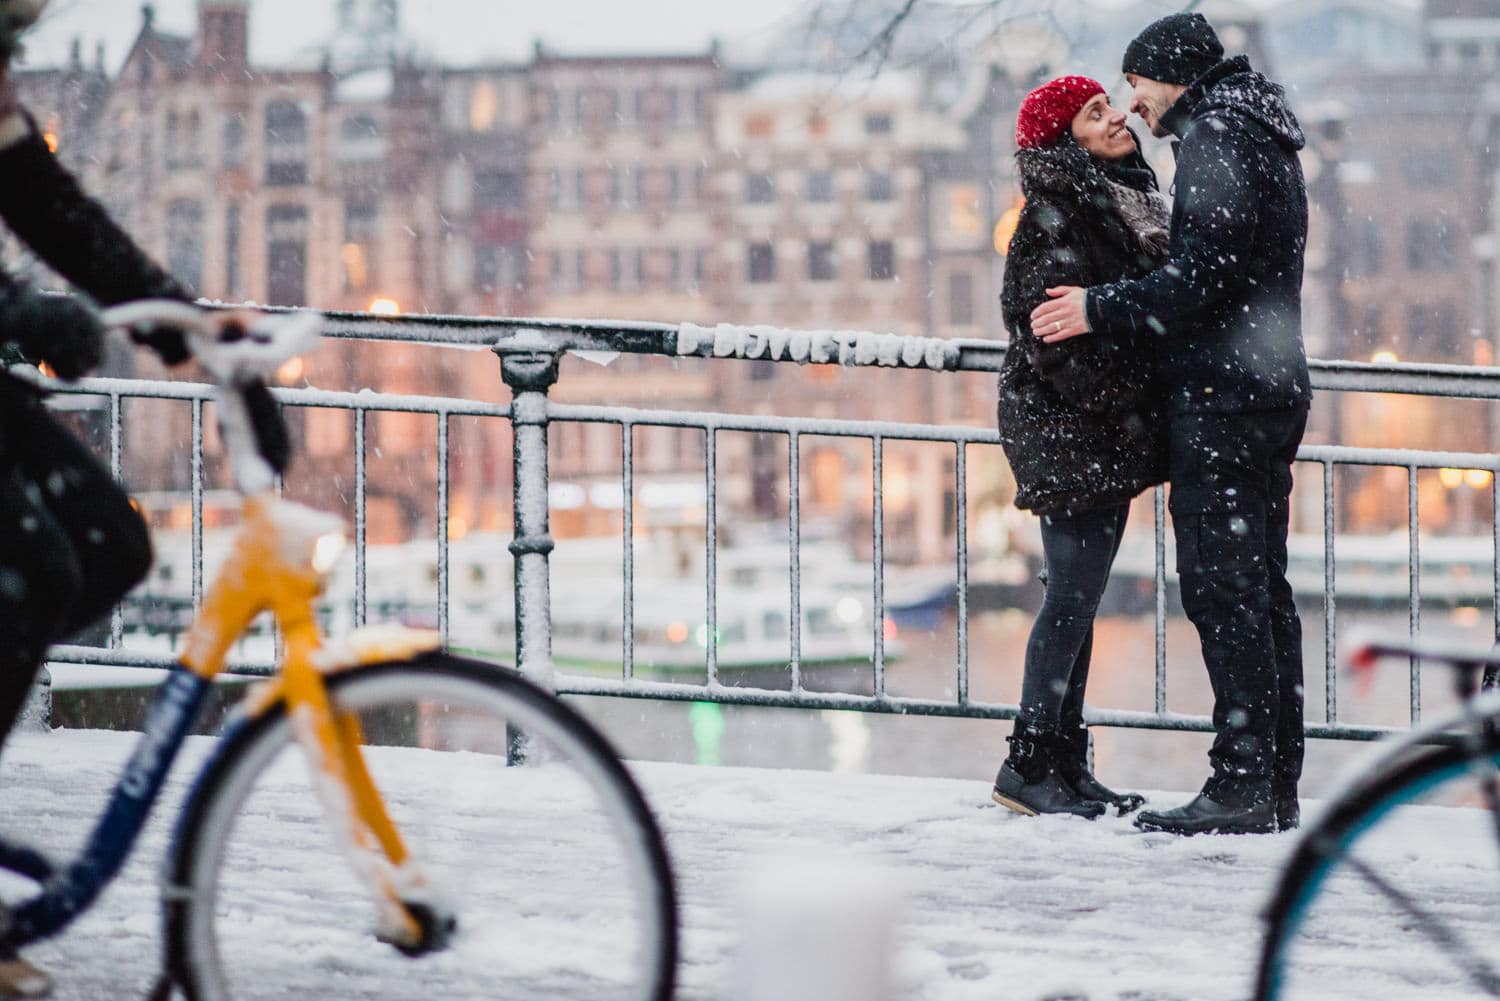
[1255,638,1500,1000]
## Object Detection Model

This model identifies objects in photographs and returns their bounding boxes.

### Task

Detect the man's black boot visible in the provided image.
[1133,778,1275,835]
[1055,723,1145,816]
[992,721,1107,819]
[1274,777,1300,832]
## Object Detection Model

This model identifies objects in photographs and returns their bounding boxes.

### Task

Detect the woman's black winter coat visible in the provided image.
[998,136,1168,513]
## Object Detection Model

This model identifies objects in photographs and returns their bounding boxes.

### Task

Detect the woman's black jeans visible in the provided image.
[1017,502,1130,730]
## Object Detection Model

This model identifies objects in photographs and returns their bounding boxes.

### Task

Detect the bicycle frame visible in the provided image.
[1,492,445,950]
[0,305,446,953]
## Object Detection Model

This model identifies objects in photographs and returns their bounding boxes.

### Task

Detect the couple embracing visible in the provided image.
[991,13,1311,836]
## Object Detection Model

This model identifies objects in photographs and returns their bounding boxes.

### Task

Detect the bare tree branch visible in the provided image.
[850,0,920,79]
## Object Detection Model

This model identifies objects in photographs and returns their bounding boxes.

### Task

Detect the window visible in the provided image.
[868,240,896,280]
[222,114,244,167]
[1350,305,1382,355]
[337,113,384,162]
[692,248,707,291]
[224,202,242,299]
[1433,303,1460,358]
[682,87,705,129]
[264,100,308,186]
[665,168,682,208]
[1406,220,1423,270]
[474,170,525,211]
[266,204,309,307]
[610,166,641,209]
[807,241,836,282]
[864,113,893,135]
[164,111,179,166]
[468,80,500,132]
[1407,219,1459,271]
[610,248,642,289]
[166,110,202,169]
[475,245,500,289]
[748,242,775,283]
[549,250,570,291]
[947,271,975,325]
[866,171,894,202]
[341,200,379,292]
[746,172,776,204]
[806,171,835,203]
[1435,221,1459,269]
[166,200,204,290]
[1346,217,1382,277]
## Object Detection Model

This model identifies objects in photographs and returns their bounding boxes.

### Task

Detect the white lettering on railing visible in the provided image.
[675,323,960,371]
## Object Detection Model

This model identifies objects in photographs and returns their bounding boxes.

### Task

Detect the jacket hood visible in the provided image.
[1016,131,1157,200]
[1168,55,1305,152]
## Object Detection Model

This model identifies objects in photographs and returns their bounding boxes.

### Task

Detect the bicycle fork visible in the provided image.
[281,655,454,954]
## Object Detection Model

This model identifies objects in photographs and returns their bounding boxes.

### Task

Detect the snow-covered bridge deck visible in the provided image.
[3,728,1489,1000]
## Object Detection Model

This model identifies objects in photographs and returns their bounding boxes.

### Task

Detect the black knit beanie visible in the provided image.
[1121,13,1224,86]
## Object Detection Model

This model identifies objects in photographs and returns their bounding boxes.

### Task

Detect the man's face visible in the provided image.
[1125,74,1188,138]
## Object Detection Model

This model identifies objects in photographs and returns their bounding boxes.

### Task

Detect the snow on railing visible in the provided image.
[28,307,1500,742]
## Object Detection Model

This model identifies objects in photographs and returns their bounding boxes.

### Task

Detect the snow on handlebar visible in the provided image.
[100,300,323,384]
[100,301,319,492]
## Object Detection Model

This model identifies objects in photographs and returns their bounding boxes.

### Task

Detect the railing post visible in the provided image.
[495,336,561,698]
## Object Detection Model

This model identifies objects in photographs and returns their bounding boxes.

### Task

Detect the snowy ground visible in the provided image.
[0,728,1492,1000]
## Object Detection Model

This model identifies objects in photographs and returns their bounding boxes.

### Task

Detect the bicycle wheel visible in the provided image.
[164,653,677,1001]
[1256,740,1500,1001]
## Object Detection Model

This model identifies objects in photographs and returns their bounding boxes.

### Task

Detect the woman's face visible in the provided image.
[1070,94,1135,162]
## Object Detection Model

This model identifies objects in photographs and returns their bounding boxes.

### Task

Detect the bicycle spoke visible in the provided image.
[1344,855,1500,996]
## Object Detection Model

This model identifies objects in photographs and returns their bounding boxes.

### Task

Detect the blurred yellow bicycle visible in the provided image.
[5,301,677,1001]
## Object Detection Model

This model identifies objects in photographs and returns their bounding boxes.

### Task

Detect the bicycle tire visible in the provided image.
[162,653,678,1001]
[1255,739,1500,1001]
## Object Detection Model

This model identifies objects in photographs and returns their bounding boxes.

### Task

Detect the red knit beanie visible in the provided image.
[1015,76,1107,149]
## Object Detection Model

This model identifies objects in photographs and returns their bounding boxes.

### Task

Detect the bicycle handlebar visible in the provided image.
[99,300,323,491]
[100,300,323,385]
[1351,639,1500,674]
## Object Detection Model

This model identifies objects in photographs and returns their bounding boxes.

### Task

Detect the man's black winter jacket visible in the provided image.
[1085,56,1311,416]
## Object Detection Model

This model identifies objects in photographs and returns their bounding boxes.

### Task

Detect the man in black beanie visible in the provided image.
[1031,13,1311,836]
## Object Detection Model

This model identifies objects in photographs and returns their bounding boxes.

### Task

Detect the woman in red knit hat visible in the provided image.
[990,77,1169,819]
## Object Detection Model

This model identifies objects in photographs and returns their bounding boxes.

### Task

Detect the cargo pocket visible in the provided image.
[1168,484,1265,576]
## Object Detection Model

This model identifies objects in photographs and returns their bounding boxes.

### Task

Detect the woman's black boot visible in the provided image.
[1055,723,1145,816]
[992,721,1107,819]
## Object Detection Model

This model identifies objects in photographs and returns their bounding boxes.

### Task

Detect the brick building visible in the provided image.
[13,0,1011,560]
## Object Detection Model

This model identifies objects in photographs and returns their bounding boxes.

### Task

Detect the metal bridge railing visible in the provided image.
[35,308,1500,743]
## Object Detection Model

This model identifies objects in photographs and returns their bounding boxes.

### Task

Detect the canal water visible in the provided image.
[574,603,1491,800]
